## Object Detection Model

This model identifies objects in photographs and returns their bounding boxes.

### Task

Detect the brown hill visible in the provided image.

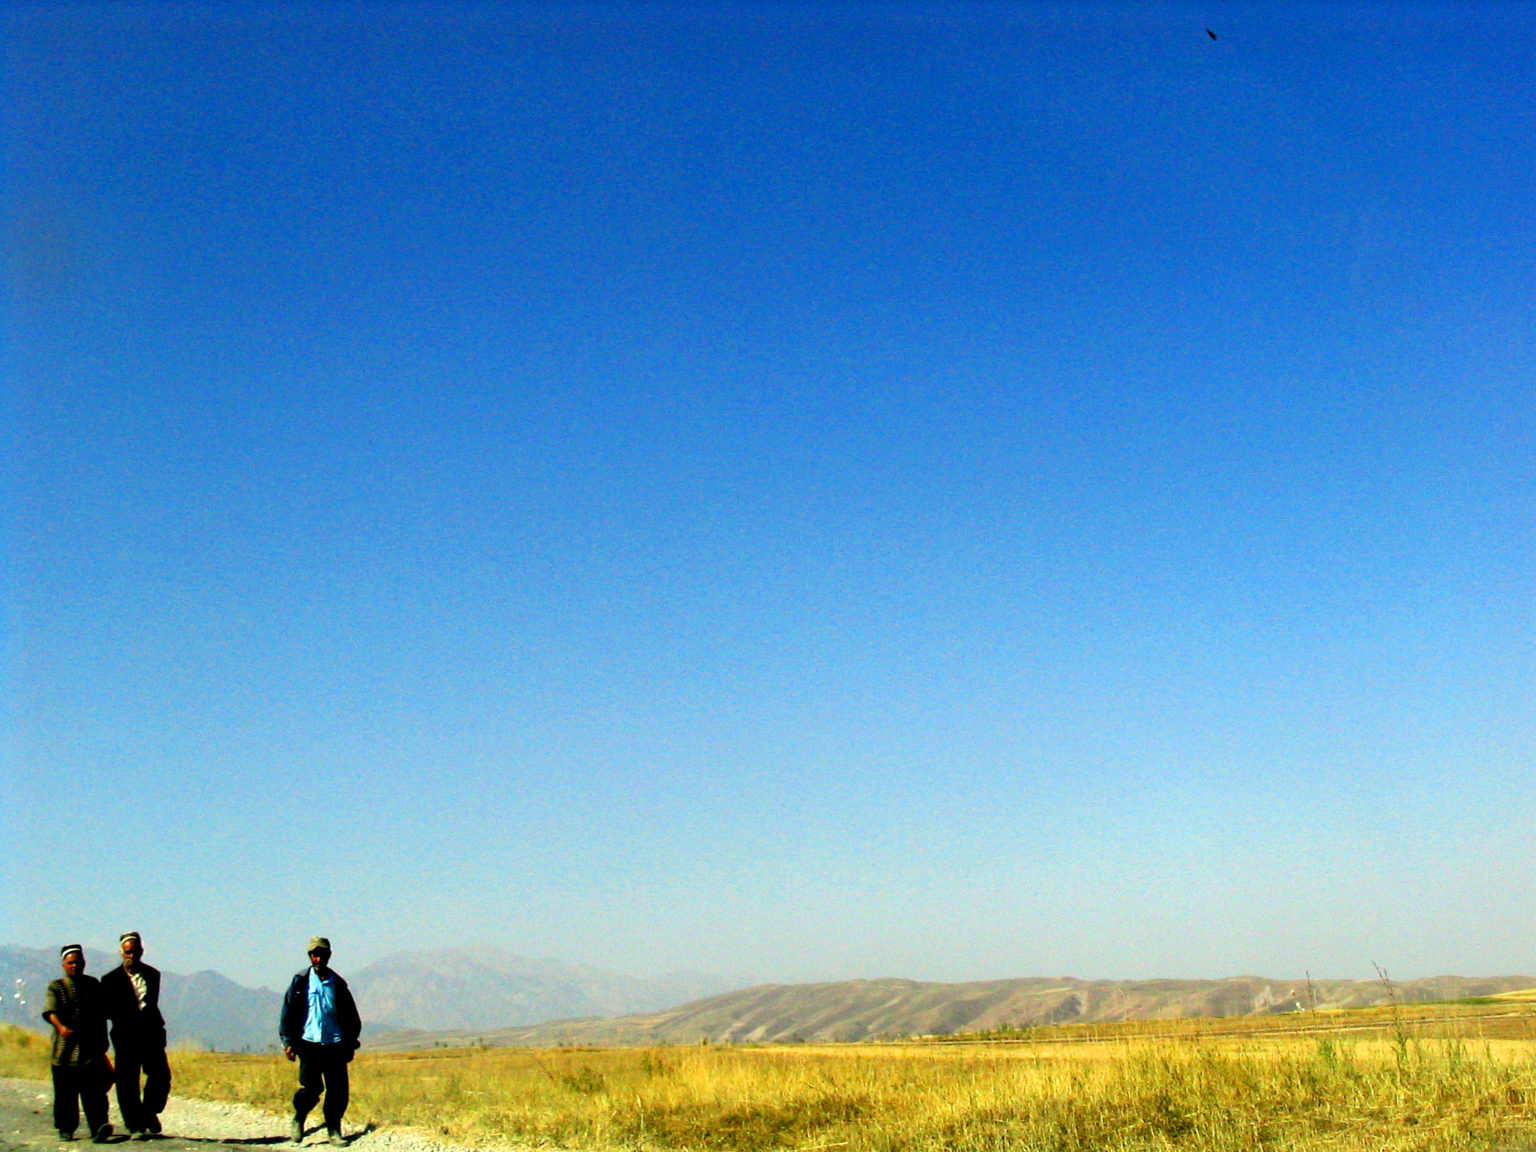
[367,974,1536,1049]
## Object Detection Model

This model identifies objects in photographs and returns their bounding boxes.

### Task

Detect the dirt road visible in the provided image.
[0,1079,270,1152]
[0,1080,456,1152]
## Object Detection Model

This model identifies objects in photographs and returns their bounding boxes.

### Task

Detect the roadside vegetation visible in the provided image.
[0,1025,49,1079]
[6,999,1536,1150]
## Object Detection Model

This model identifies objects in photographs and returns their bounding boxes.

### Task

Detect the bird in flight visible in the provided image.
[1206,28,1218,39]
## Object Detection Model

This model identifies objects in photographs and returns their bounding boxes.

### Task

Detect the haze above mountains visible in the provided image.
[4,945,1528,1052]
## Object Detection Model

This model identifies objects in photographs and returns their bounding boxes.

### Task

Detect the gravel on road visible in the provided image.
[0,1079,479,1152]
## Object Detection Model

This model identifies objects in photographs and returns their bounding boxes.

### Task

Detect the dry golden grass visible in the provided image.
[0,1025,51,1079]
[9,1005,1536,1151]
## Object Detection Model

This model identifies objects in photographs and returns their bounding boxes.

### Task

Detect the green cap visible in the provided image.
[308,936,332,953]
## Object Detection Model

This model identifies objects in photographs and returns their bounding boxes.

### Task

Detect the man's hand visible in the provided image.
[284,1045,296,1061]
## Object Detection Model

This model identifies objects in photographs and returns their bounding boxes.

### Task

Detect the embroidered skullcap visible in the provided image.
[308,936,332,953]
[60,944,84,958]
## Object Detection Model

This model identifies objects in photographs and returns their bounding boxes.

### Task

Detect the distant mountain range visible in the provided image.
[367,973,1536,1049]
[1,946,278,1053]
[351,949,731,1033]
[6,945,1529,1052]
[0,945,731,1051]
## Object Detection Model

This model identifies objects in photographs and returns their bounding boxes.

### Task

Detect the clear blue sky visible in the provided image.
[4,2,1532,991]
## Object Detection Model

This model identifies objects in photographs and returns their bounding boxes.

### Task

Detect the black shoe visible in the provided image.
[92,1124,113,1144]
[144,1118,161,1136]
[59,1131,76,1142]
[290,1117,305,1144]
[326,1128,345,1146]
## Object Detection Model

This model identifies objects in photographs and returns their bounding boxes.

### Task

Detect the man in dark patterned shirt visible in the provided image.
[43,945,113,1143]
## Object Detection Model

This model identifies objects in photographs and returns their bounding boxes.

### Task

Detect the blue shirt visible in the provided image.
[302,970,344,1045]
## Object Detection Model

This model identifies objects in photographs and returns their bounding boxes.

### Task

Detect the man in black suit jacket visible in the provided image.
[101,932,171,1138]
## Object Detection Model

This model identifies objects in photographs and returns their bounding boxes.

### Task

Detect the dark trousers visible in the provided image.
[114,1042,171,1130]
[52,1062,110,1136]
[293,1045,350,1129]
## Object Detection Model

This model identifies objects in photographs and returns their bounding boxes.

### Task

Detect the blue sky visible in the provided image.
[4,2,1532,991]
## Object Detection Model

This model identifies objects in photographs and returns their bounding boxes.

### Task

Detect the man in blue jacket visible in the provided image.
[278,937,362,1146]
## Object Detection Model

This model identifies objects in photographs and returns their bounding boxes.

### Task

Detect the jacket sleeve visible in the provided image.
[336,978,363,1050]
[100,969,126,1027]
[146,967,166,1032]
[278,974,303,1048]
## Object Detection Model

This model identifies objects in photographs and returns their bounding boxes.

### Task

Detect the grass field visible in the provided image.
[8,998,1536,1151]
